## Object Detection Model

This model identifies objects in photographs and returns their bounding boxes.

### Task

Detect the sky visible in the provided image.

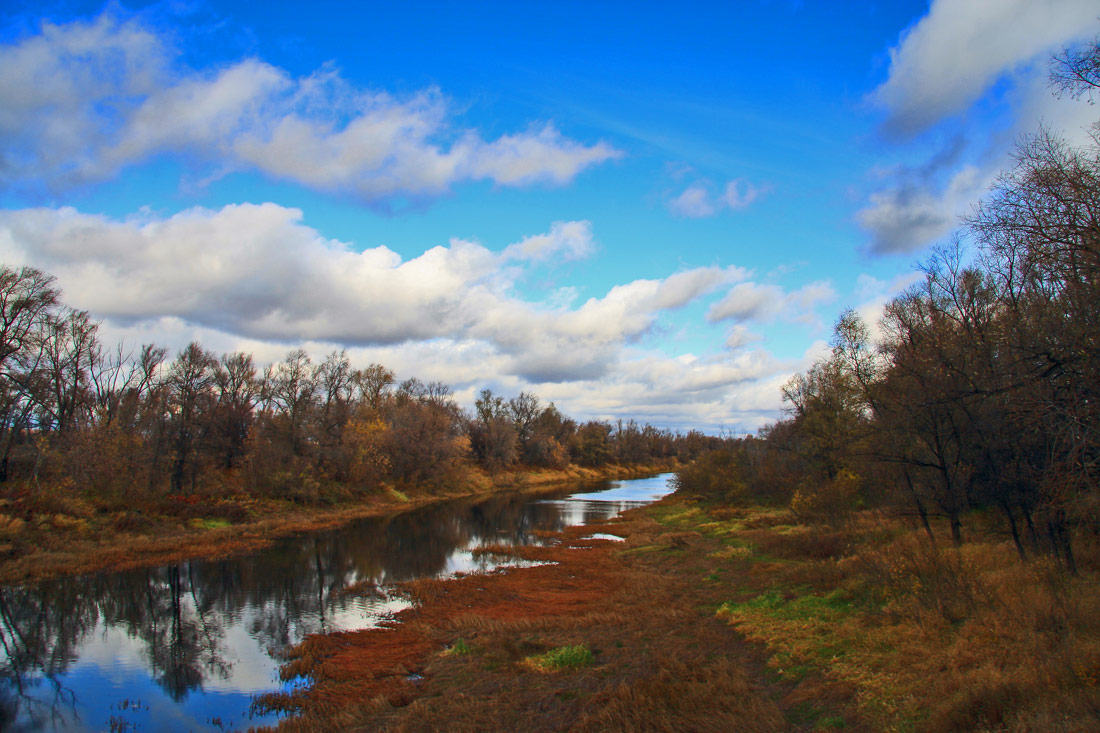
[0,0,1097,434]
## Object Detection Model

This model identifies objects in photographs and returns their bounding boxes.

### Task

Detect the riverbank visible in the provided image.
[0,462,671,586]
[255,499,794,732]
[258,494,1100,732]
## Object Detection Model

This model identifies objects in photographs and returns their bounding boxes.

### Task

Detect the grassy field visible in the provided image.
[256,495,1100,732]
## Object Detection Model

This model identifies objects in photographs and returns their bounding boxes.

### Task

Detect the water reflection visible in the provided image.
[0,473,674,731]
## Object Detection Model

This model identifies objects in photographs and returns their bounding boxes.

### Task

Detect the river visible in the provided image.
[0,473,676,731]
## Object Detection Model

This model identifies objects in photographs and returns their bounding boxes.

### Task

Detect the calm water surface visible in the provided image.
[0,473,675,731]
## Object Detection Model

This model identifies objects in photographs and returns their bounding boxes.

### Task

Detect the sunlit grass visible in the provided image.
[189,517,232,530]
[525,644,595,671]
[697,500,1100,731]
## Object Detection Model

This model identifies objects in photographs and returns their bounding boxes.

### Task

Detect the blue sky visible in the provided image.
[1,0,1097,432]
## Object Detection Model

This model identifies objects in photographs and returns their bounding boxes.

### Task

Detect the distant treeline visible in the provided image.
[0,265,721,505]
[678,41,1100,572]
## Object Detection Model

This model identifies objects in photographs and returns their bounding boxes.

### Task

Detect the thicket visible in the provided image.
[678,40,1100,571]
[0,269,716,516]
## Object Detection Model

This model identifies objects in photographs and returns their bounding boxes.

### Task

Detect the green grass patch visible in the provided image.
[447,637,471,656]
[697,519,745,536]
[526,644,595,671]
[786,700,846,728]
[650,505,703,527]
[720,587,858,624]
[817,715,847,729]
[618,544,665,556]
[190,517,232,530]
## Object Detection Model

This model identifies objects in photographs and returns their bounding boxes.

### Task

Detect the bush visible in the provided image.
[673,450,746,501]
[789,469,861,526]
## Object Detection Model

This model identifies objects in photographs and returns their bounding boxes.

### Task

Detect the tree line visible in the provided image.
[678,40,1100,572]
[0,266,717,507]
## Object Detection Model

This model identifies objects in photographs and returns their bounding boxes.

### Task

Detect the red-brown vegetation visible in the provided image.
[254,511,795,732]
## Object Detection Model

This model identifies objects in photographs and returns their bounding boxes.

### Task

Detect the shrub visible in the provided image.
[789,469,861,526]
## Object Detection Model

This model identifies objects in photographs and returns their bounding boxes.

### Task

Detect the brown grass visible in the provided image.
[708,502,1100,731]
[235,491,1100,731]
[254,512,793,732]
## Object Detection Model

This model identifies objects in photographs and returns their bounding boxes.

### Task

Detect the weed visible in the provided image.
[190,517,232,530]
[617,544,664,555]
[526,644,595,671]
[448,637,471,655]
[709,543,753,561]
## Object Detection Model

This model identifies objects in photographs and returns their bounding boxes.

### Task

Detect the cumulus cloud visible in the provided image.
[706,280,835,325]
[0,13,620,199]
[521,346,798,433]
[502,220,596,262]
[0,204,743,383]
[872,0,1098,136]
[95,312,801,433]
[724,325,763,350]
[667,178,768,218]
[857,164,988,255]
[860,2,1100,255]
[0,202,804,431]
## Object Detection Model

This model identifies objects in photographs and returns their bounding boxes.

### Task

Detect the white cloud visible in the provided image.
[668,185,717,218]
[850,272,923,345]
[872,0,1098,136]
[856,163,988,255]
[0,205,740,384]
[0,12,621,200]
[667,178,769,218]
[860,2,1100,255]
[503,220,595,262]
[706,280,834,325]
[707,282,783,322]
[0,202,810,431]
[724,325,762,350]
[652,267,745,310]
[524,346,797,432]
[787,281,837,324]
[722,179,765,209]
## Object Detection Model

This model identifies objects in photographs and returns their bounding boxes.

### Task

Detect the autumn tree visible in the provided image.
[166,343,218,494]
[468,389,517,471]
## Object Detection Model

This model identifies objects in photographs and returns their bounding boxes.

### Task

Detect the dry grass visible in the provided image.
[707,503,1100,732]
[256,512,793,732]
[247,492,1100,731]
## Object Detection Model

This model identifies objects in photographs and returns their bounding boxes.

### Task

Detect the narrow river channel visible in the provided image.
[0,473,676,731]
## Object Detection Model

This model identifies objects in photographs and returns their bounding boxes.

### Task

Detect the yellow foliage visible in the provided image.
[343,415,391,487]
[0,514,25,537]
[789,469,860,525]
